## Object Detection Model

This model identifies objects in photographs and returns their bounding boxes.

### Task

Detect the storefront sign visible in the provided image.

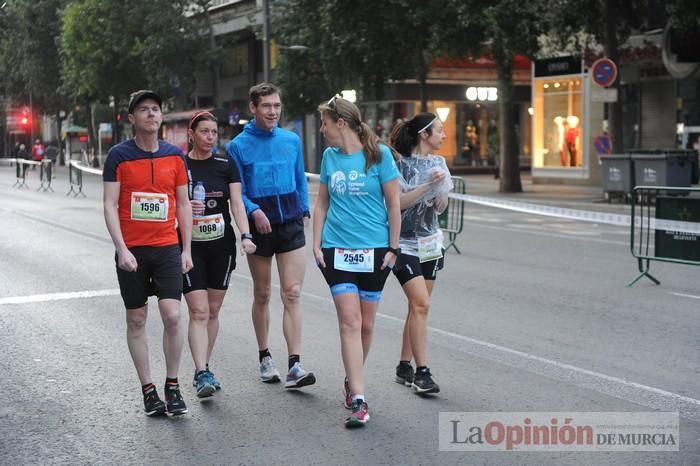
[534,56,582,77]
[466,87,497,101]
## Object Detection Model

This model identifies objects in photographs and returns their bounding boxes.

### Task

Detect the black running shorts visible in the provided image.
[115,245,182,310]
[392,252,445,286]
[252,218,305,257]
[318,247,392,294]
[183,249,236,293]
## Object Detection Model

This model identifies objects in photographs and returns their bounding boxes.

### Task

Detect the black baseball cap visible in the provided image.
[128,90,162,114]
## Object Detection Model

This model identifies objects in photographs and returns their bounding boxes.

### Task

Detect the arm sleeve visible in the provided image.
[103,150,119,182]
[226,140,259,215]
[175,155,188,186]
[378,145,400,184]
[294,136,310,215]
[319,149,329,184]
[228,159,241,184]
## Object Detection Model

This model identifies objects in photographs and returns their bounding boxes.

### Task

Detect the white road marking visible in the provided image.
[0,289,120,305]
[669,291,700,300]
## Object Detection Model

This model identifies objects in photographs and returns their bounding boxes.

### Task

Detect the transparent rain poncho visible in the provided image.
[397,154,453,259]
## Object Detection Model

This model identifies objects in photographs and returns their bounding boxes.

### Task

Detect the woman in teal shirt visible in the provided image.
[312,96,401,428]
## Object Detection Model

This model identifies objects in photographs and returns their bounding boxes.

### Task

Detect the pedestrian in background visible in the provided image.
[184,111,256,399]
[103,90,193,417]
[313,95,401,427]
[226,83,316,390]
[45,141,60,163]
[389,112,452,395]
[31,139,45,162]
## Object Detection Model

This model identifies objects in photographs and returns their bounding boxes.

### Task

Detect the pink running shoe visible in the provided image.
[345,399,370,428]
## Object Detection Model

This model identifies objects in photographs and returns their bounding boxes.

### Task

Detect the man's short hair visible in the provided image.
[128,90,162,114]
[249,83,281,107]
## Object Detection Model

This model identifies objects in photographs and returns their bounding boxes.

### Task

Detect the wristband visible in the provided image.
[387,246,401,256]
[241,233,254,241]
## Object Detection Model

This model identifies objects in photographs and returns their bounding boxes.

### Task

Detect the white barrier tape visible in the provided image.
[15,159,42,166]
[449,192,700,236]
[70,160,103,176]
[304,173,700,235]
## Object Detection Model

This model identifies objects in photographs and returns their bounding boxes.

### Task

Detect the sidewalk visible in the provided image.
[457,173,633,214]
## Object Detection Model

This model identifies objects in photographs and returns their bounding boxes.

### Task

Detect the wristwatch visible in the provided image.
[387,246,401,256]
[241,233,254,241]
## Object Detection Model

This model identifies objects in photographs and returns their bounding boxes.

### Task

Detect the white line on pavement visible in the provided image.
[669,291,700,300]
[5,282,699,421]
[0,289,120,305]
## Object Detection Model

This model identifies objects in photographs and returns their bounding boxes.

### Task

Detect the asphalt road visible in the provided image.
[0,163,698,465]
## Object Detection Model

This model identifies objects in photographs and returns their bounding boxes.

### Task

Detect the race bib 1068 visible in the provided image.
[192,213,225,241]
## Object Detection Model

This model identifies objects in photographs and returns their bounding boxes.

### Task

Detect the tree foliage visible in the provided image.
[273,0,480,117]
[0,0,69,114]
[59,0,206,107]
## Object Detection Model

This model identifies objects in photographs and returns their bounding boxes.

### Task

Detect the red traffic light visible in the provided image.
[20,116,29,125]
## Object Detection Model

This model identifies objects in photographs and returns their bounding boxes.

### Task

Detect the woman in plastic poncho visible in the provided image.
[389,112,452,395]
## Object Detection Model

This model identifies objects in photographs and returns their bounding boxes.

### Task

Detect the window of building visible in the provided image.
[533,78,583,168]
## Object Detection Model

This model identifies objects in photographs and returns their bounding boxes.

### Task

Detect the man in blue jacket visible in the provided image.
[227,83,316,389]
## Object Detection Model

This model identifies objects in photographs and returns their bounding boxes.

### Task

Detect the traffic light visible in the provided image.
[19,108,31,128]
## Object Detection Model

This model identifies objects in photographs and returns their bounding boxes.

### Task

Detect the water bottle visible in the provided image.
[193,181,206,217]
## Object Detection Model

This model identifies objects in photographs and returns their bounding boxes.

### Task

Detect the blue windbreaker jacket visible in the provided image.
[226,120,310,225]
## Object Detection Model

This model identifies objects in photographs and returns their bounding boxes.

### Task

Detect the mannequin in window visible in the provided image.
[565,115,579,167]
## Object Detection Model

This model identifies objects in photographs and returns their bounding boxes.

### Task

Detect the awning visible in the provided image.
[61,124,88,136]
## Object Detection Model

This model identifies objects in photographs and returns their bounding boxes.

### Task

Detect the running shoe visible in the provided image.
[164,384,188,416]
[206,366,221,390]
[343,377,352,409]
[143,386,166,417]
[345,399,370,428]
[395,362,414,387]
[284,362,316,389]
[194,370,216,399]
[412,367,440,394]
[260,356,281,383]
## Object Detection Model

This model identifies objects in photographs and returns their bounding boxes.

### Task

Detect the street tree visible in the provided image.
[448,0,548,192]
[60,0,207,146]
[273,0,469,117]
[0,0,70,142]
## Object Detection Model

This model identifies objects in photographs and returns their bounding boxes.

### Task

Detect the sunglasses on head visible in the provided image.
[327,94,342,108]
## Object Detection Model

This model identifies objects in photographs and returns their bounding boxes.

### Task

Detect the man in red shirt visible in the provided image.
[31,139,45,162]
[103,90,193,416]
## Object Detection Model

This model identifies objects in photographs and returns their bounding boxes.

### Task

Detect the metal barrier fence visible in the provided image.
[38,160,54,192]
[67,160,102,197]
[629,185,700,286]
[9,158,46,190]
[439,176,466,254]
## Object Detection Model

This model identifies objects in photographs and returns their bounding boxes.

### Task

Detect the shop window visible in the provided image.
[533,78,583,168]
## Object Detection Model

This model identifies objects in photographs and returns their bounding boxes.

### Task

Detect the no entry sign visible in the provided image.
[591,58,618,87]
